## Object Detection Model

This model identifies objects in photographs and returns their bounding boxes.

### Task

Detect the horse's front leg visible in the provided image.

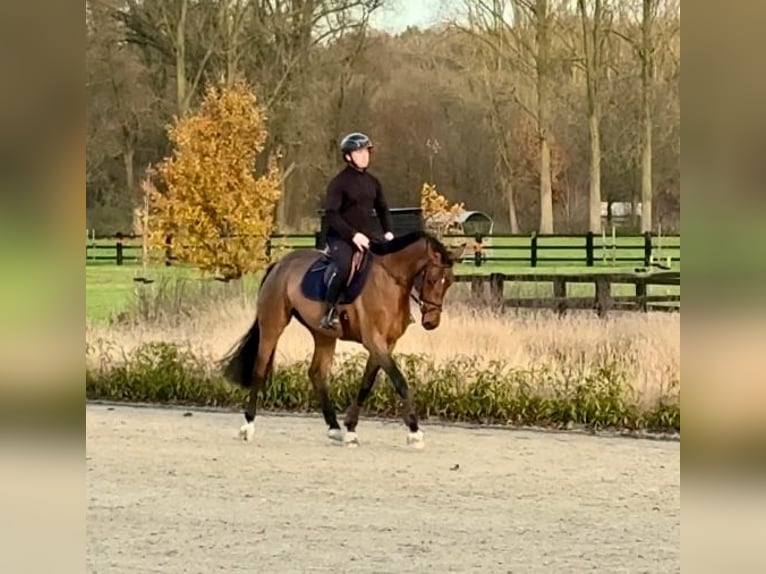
[342,355,381,447]
[373,346,424,449]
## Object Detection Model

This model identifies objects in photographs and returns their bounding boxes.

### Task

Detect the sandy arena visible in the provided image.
[86,403,679,573]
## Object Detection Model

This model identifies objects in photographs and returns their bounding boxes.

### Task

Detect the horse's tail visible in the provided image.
[221,262,278,389]
[221,319,261,388]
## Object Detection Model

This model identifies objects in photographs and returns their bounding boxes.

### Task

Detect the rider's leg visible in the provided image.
[320,238,354,329]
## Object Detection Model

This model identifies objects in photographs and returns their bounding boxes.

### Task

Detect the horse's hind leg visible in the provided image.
[240,303,290,442]
[308,333,341,442]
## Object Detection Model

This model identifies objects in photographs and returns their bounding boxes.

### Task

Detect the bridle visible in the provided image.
[371,240,453,315]
[409,260,451,314]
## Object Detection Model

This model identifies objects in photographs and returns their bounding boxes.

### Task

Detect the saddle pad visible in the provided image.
[300,250,372,305]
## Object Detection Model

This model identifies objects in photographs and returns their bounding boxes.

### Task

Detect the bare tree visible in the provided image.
[577,0,611,233]
[218,0,250,86]
[86,2,680,233]
[638,0,655,233]
[87,0,160,229]
[611,0,662,232]
[459,0,557,233]
[113,0,217,117]
[479,51,520,232]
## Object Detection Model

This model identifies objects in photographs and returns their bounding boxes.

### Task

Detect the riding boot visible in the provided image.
[319,270,344,329]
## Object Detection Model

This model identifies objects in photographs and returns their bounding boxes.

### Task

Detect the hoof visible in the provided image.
[344,432,360,448]
[407,430,425,449]
[327,428,344,442]
[239,422,255,442]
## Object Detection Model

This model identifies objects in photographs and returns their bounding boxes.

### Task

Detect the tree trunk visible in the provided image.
[277,187,288,232]
[640,0,653,233]
[539,133,553,233]
[225,10,235,87]
[588,109,602,233]
[579,0,604,233]
[536,0,554,234]
[124,145,135,197]
[504,177,520,233]
[175,0,188,117]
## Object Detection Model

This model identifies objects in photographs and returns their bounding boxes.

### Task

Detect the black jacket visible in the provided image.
[324,165,393,242]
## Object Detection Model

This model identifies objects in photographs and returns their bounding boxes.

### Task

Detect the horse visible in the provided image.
[220,230,465,448]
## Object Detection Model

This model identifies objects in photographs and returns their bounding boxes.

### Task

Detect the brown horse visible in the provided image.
[221,230,465,448]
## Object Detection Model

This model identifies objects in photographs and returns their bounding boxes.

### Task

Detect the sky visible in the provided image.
[370,0,453,33]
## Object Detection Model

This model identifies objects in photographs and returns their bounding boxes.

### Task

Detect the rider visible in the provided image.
[320,132,394,329]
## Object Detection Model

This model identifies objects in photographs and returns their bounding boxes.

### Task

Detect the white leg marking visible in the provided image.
[344,431,360,448]
[407,429,425,449]
[239,421,255,442]
[327,428,344,442]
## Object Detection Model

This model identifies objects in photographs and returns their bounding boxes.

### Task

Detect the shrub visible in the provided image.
[86,342,679,434]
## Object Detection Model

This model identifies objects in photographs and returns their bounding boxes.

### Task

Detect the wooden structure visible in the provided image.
[457,271,680,317]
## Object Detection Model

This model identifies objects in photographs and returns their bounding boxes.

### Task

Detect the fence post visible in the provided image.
[165,234,172,266]
[473,233,484,267]
[553,276,567,316]
[595,276,611,318]
[471,276,484,300]
[115,232,124,266]
[489,273,503,304]
[586,232,594,267]
[643,231,652,267]
[635,278,648,312]
[530,232,538,267]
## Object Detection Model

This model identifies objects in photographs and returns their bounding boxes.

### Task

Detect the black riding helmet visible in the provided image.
[340,132,373,157]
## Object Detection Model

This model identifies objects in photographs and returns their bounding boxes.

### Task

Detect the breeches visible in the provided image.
[326,237,356,284]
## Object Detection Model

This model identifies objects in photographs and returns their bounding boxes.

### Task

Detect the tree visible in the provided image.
[115,0,218,118]
[638,0,655,233]
[611,0,668,232]
[420,182,465,238]
[86,5,680,234]
[460,0,558,233]
[147,78,281,279]
[577,0,611,233]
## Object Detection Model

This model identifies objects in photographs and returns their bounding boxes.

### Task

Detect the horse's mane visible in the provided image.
[370,230,454,264]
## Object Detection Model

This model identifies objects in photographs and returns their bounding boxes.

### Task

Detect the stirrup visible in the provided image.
[319,306,339,329]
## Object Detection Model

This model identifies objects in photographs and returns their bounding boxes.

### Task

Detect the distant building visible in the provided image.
[601,201,641,228]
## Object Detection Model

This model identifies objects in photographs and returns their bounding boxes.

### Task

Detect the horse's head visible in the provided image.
[414,239,466,330]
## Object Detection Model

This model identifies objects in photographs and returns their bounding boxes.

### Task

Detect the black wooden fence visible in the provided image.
[452,231,680,269]
[85,231,680,269]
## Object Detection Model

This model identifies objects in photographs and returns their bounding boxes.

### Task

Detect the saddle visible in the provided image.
[300,247,373,305]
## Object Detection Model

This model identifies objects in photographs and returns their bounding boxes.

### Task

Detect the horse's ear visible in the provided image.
[448,242,467,262]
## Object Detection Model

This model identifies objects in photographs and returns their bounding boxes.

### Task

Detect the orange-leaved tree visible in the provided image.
[147,78,281,280]
[420,182,464,238]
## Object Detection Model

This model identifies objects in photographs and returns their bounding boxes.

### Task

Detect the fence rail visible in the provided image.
[86,231,680,270]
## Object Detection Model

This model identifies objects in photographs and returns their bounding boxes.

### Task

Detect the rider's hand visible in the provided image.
[352,232,370,251]
[383,231,394,241]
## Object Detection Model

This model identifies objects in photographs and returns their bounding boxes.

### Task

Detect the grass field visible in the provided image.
[86,233,680,322]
